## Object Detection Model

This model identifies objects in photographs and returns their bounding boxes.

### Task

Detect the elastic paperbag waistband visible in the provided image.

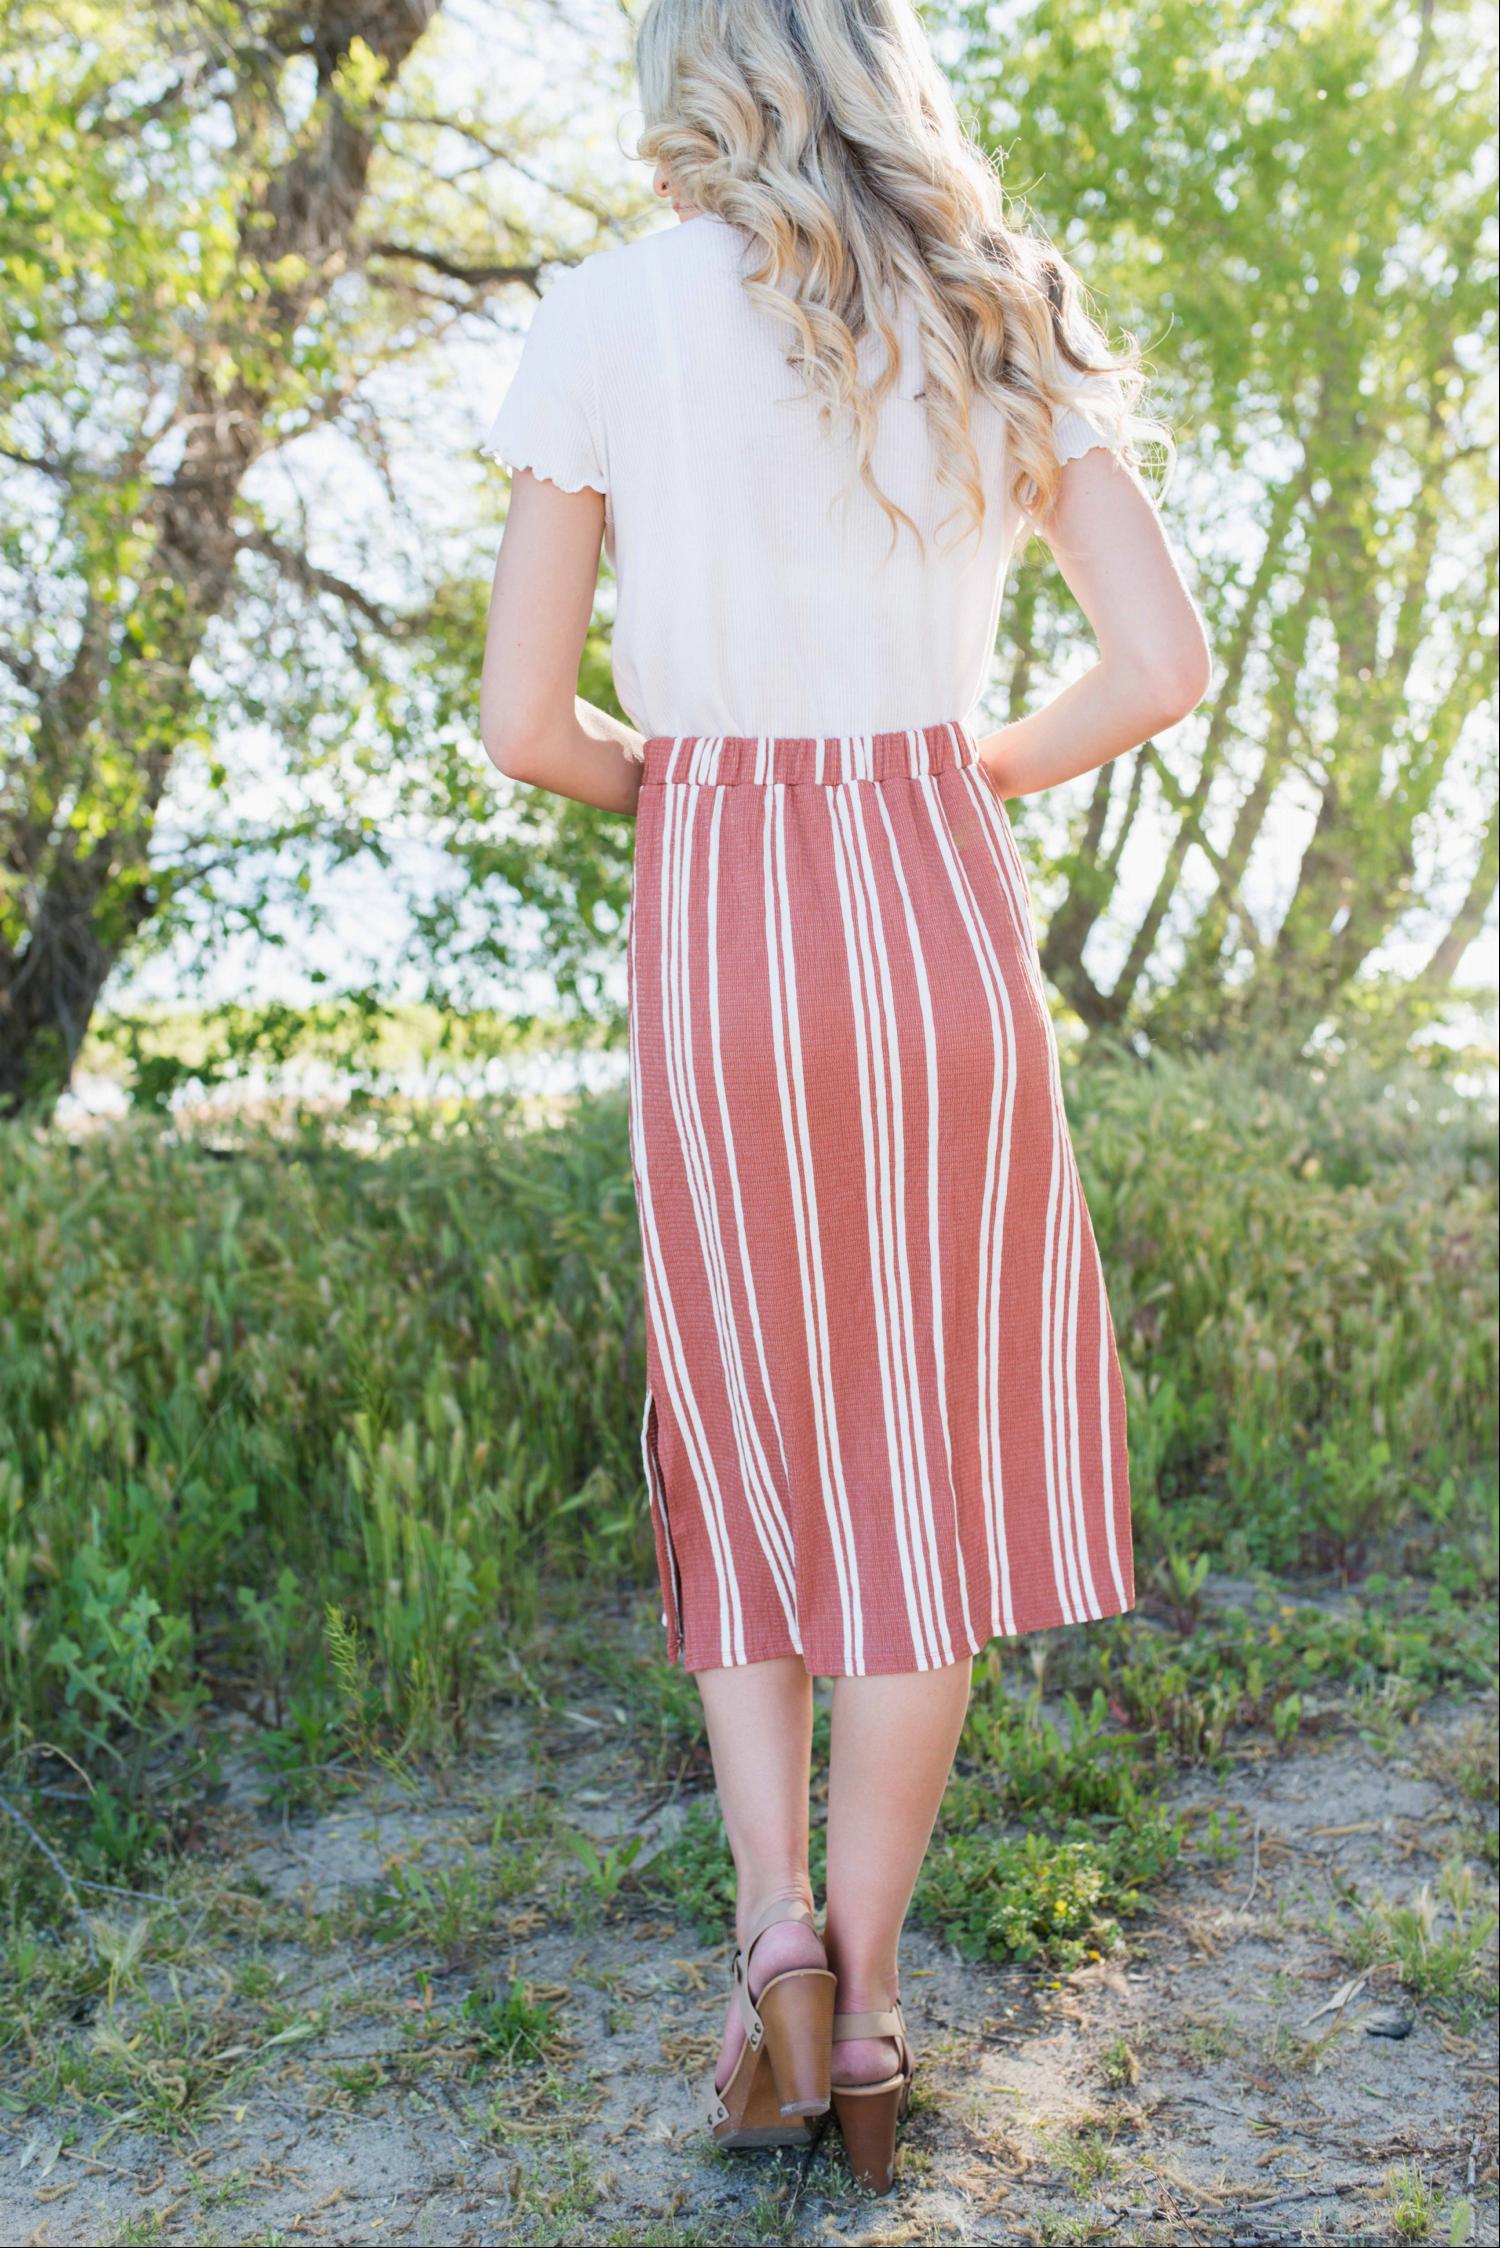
[640,721,978,787]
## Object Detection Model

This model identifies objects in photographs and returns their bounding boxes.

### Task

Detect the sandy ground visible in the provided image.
[2,1648,1495,2248]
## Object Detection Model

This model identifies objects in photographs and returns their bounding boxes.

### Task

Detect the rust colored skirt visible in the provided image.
[626,721,1134,1676]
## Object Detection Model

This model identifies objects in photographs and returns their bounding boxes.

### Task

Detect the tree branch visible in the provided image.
[1419,802,1499,989]
[235,530,412,635]
[365,241,540,292]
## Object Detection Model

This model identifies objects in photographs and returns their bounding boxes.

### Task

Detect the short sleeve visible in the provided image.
[483,265,606,495]
[1051,318,1130,465]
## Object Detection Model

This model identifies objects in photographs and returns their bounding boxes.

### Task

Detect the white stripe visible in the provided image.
[961,769,1103,1621]
[839,786,954,1665]
[665,786,796,1600]
[874,778,975,1653]
[978,779,1085,1623]
[826,789,937,1670]
[1096,1245,1129,1611]
[775,781,867,1667]
[916,776,1025,1633]
[1061,1150,1100,1615]
[630,870,742,1664]
[628,947,744,1664]
[964,771,1104,1615]
[660,784,802,1629]
[917,777,1022,1633]
[706,787,799,1509]
[697,787,803,1624]
[814,736,825,783]
[1044,1110,1087,1619]
[763,783,864,1672]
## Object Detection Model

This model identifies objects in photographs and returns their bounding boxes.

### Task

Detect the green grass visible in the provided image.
[458,1978,561,2065]
[1330,1856,1499,2018]
[0,1048,1494,1901]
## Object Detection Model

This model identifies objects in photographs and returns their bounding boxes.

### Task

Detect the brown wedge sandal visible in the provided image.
[704,1900,837,2149]
[830,2000,914,2194]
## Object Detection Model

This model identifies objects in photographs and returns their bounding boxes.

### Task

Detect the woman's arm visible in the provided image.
[978,448,1211,801]
[480,469,646,815]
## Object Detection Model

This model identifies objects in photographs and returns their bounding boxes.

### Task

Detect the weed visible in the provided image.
[1195,1804,1244,1865]
[1098,2036,1141,2089]
[256,1690,352,1813]
[362,1796,558,1954]
[1182,2018,1236,2065]
[1048,2122,1120,2188]
[367,1850,499,1953]
[917,1830,1143,1970]
[561,1828,645,1916]
[109,2216,173,2247]
[640,1798,736,1939]
[460,1978,559,2064]
[1430,1718,1499,1808]
[960,1684,1161,1823]
[504,2143,600,2238]
[1386,2160,1442,2242]
[328,2060,385,2100]
[1332,1856,1499,2013]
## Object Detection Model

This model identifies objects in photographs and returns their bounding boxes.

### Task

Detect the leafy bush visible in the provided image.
[1,1096,644,1765]
[916,1829,1157,1970]
[1070,1048,1497,1574]
[1,1047,1493,1768]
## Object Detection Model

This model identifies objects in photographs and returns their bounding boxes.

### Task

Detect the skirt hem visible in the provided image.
[666,1592,1137,1678]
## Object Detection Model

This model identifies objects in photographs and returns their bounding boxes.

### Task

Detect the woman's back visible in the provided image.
[480,0,1209,2174]
[488,213,1117,738]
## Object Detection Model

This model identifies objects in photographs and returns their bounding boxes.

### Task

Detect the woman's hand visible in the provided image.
[480,469,646,814]
[978,447,1211,801]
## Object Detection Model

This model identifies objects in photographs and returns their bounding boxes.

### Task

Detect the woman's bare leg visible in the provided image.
[822,1659,972,2083]
[695,1654,827,2090]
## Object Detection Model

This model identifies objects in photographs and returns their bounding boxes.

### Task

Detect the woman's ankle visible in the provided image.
[825,1950,899,2014]
[735,1878,816,1949]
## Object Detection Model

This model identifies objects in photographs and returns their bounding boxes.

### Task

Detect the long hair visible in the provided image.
[636,0,1168,548]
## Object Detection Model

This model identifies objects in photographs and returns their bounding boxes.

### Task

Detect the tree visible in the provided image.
[0,0,642,1114]
[5,3,1493,1114]
[955,0,1497,1049]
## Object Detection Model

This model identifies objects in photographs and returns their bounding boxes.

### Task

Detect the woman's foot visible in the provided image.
[713,1898,827,2094]
[830,1981,901,2086]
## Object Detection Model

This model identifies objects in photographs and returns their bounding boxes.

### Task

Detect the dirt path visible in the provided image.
[2,1627,1495,2248]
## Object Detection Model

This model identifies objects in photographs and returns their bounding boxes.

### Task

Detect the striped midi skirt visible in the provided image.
[626,721,1134,1677]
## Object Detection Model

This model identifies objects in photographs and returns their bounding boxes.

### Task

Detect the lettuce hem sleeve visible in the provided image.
[1051,404,1117,465]
[480,421,608,497]
[479,265,607,496]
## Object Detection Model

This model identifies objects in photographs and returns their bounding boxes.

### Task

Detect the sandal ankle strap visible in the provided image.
[832,2005,904,2040]
[741,1896,819,1954]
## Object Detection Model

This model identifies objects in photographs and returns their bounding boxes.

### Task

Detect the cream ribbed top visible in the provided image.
[485,214,1121,740]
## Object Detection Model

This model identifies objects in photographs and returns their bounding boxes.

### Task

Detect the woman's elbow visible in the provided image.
[1139,620,1213,730]
[481,702,540,784]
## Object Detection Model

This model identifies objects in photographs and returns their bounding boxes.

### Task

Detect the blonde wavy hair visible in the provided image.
[636,0,1167,548]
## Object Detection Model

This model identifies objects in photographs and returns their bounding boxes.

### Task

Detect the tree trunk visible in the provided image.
[0,0,442,1117]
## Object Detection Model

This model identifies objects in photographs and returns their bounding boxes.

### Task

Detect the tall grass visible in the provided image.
[1,1051,1494,1774]
[1072,1049,1498,1575]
